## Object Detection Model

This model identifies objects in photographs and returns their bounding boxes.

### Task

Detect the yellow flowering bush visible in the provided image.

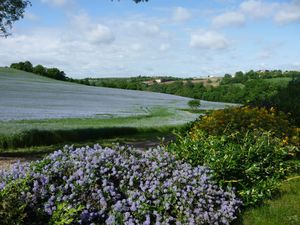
[190,106,299,146]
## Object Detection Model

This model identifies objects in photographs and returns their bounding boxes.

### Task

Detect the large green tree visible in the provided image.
[0,0,31,37]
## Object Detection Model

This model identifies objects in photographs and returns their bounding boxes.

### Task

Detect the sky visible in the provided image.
[0,0,300,78]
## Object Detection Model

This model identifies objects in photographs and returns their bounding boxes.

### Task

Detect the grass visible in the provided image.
[0,124,180,156]
[0,107,174,134]
[239,176,300,225]
[0,107,193,150]
[177,108,214,114]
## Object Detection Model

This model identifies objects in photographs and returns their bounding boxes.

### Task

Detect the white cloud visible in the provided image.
[172,7,191,22]
[41,0,73,7]
[190,30,229,50]
[0,12,178,77]
[70,13,115,45]
[88,24,115,44]
[212,11,245,28]
[240,0,278,19]
[124,21,164,37]
[215,0,300,25]
[142,24,161,36]
[159,43,171,52]
[274,1,300,24]
[131,43,143,51]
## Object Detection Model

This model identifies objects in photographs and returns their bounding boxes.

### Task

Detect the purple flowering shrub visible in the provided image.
[0,145,241,225]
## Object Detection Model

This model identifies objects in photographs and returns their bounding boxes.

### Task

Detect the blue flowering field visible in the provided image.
[0,68,235,150]
[0,68,231,121]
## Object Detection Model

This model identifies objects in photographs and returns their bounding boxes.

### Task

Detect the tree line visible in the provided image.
[10,61,67,81]
[221,70,300,85]
[80,70,299,105]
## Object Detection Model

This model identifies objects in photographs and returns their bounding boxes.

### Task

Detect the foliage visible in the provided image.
[10,61,67,81]
[187,99,201,109]
[190,106,299,146]
[0,145,241,224]
[49,202,84,225]
[168,129,299,206]
[10,61,33,72]
[0,164,30,224]
[260,77,300,126]
[240,176,300,225]
[0,0,30,37]
[220,70,300,85]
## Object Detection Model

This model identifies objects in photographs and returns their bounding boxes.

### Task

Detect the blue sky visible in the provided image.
[1,0,300,78]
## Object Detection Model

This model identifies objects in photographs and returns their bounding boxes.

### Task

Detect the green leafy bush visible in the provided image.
[0,177,30,224]
[187,99,201,109]
[168,130,298,206]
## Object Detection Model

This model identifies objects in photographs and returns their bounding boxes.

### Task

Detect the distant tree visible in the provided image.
[246,70,259,79]
[23,60,33,72]
[234,71,245,83]
[188,99,201,110]
[269,77,300,125]
[33,64,46,75]
[0,0,31,37]
[10,60,32,72]
[221,74,232,85]
[47,68,66,81]
[10,62,22,70]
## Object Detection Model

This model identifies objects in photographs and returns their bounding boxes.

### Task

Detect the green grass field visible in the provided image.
[0,107,191,150]
[240,176,300,225]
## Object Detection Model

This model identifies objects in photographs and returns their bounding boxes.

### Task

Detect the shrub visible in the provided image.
[190,106,299,146]
[187,99,201,109]
[0,145,241,225]
[168,130,299,206]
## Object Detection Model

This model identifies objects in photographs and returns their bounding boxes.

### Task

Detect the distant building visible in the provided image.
[142,79,162,85]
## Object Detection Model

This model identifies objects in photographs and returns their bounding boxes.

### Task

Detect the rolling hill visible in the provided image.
[0,67,236,149]
[0,67,232,121]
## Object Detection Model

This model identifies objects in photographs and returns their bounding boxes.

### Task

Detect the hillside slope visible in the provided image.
[0,67,232,121]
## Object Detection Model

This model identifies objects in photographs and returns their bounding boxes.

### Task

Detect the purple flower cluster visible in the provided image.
[0,145,241,224]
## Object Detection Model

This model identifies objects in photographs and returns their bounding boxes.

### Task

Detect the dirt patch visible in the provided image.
[0,156,40,171]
